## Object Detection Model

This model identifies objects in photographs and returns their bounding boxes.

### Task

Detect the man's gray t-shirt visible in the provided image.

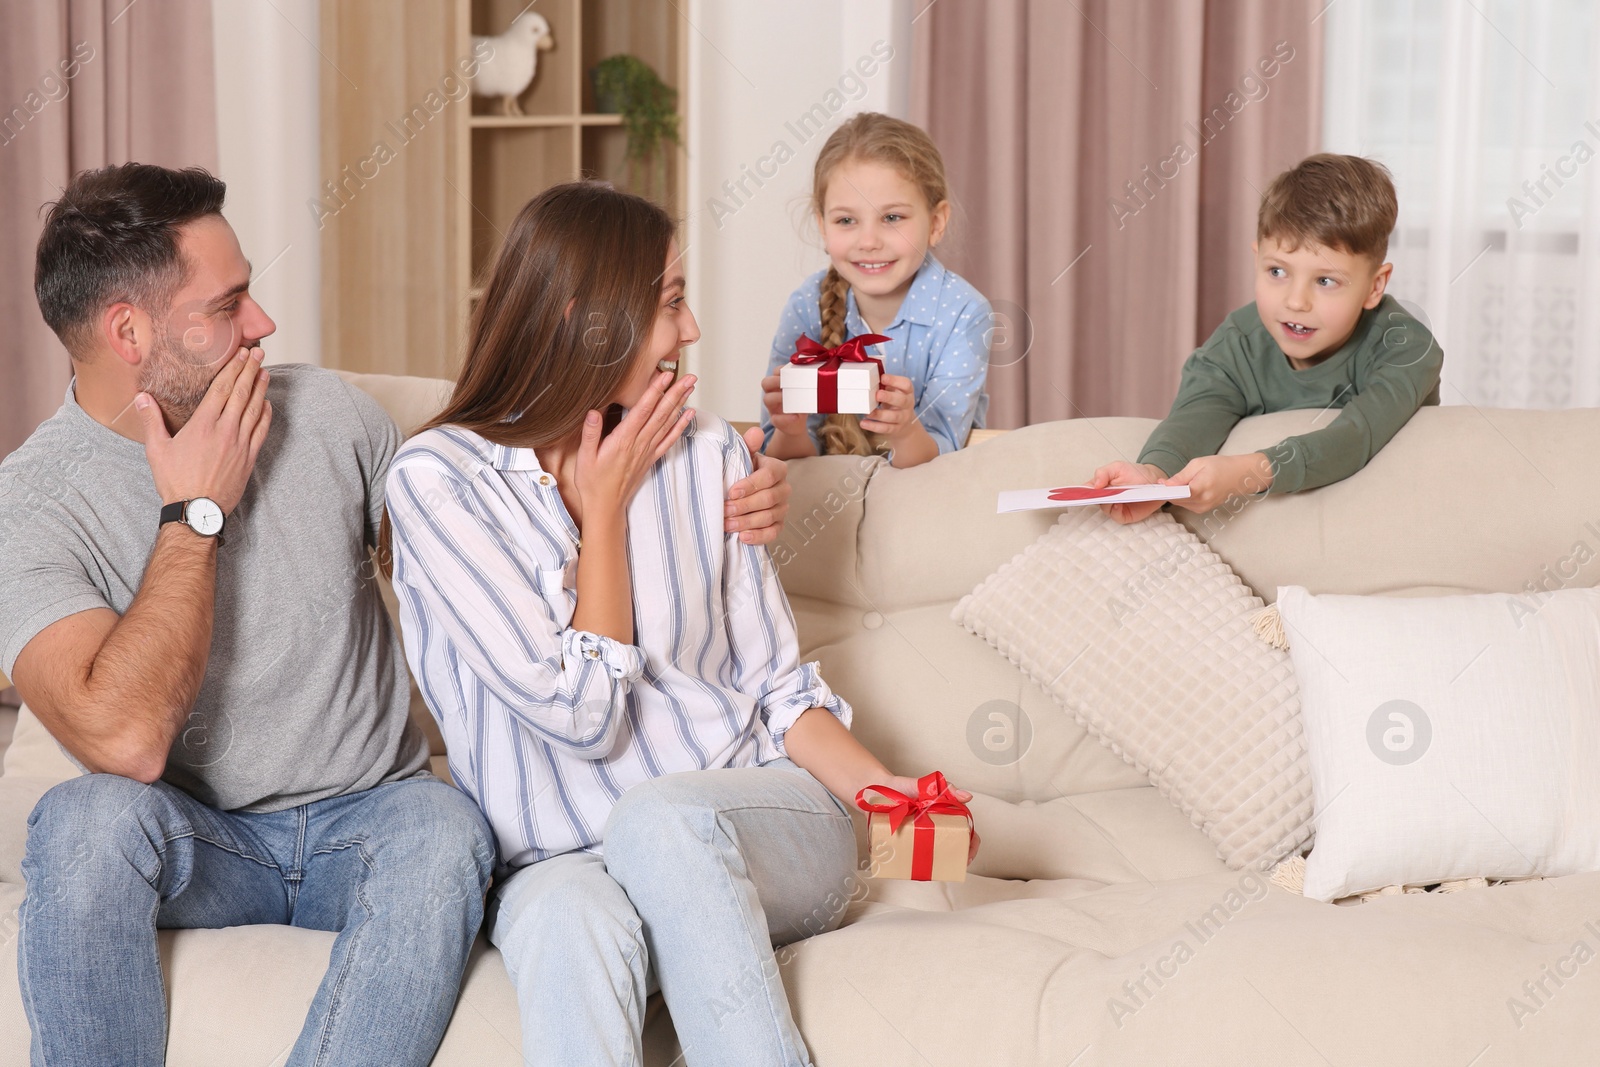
[0,363,428,812]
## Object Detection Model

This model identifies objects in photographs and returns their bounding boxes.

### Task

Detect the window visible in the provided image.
[1323,0,1600,407]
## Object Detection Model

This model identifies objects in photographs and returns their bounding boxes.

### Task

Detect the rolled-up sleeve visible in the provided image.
[715,433,850,753]
[386,457,642,758]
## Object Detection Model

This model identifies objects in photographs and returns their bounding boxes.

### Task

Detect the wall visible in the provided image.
[212,0,322,367]
[682,0,913,423]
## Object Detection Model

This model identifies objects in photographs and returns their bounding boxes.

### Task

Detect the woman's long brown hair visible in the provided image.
[377,181,675,576]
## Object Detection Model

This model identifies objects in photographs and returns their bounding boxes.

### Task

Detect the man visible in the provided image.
[0,162,794,1066]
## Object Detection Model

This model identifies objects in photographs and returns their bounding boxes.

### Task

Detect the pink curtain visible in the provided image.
[912,0,1323,426]
[0,0,217,462]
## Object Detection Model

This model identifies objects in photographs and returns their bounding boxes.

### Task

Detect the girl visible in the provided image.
[383,182,975,1067]
[761,112,991,468]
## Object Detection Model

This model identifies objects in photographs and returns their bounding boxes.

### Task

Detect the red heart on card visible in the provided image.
[1047,485,1135,501]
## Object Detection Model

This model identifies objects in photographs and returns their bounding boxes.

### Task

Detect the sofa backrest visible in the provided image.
[349,374,1600,613]
[841,406,1600,610]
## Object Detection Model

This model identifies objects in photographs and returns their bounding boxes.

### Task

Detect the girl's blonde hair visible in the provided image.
[809,113,949,457]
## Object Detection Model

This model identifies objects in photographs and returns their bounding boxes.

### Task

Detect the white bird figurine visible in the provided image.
[471,12,555,116]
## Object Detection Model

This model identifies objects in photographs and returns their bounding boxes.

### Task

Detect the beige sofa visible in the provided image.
[2,371,1598,1066]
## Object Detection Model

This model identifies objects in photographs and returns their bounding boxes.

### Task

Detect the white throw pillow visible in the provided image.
[1277,585,1600,902]
[953,508,1313,870]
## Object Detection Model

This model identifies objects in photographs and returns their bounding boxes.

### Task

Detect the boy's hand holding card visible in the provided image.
[1164,452,1274,513]
[1088,460,1180,524]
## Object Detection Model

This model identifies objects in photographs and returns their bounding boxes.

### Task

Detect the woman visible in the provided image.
[382,182,975,1066]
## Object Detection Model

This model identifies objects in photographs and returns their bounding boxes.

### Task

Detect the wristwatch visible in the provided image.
[159,498,226,547]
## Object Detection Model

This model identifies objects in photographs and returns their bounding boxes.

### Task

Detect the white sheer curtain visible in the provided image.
[1323,0,1600,408]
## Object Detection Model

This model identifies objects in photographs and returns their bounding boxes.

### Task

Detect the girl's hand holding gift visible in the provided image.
[859,373,916,436]
[862,374,940,467]
[758,374,812,441]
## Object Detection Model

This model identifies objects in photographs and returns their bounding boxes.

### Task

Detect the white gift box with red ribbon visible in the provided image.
[780,361,880,415]
[778,333,888,415]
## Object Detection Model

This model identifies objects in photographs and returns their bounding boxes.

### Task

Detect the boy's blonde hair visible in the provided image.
[1257,153,1397,265]
[809,112,950,457]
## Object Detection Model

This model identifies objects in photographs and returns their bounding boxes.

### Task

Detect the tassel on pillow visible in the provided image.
[1253,604,1290,650]
[1269,854,1306,893]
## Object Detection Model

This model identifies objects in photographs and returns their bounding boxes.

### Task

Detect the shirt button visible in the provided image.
[538,474,553,486]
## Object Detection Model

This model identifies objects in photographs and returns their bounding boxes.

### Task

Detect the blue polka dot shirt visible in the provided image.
[761,254,992,456]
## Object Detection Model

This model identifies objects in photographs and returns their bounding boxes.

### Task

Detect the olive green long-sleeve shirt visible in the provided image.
[1138,295,1443,494]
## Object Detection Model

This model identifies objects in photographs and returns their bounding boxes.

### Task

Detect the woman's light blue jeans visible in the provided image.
[17,772,496,1067]
[487,759,860,1067]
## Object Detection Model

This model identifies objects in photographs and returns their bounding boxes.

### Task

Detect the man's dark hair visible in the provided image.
[35,162,226,356]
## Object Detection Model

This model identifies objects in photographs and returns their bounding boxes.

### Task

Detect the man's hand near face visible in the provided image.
[139,345,272,513]
[726,426,793,545]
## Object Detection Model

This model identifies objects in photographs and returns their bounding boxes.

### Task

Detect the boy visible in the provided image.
[1093,153,1442,523]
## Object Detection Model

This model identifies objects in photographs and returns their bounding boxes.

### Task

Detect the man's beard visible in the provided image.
[140,321,239,429]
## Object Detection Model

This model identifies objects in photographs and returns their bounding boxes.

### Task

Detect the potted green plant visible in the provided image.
[589,54,680,203]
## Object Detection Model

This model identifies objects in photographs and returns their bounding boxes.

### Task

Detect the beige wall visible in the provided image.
[682,0,913,424]
[212,0,323,368]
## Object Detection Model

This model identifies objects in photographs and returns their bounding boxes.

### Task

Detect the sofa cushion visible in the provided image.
[1188,405,1600,602]
[6,864,1599,1065]
[804,603,1150,805]
[769,453,882,612]
[1,705,77,784]
[786,869,1600,1065]
[334,370,453,437]
[952,507,1312,869]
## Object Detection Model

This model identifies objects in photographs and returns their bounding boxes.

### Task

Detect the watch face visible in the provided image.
[186,498,225,537]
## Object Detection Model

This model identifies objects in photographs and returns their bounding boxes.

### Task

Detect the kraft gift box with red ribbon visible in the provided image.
[780,333,889,415]
[857,771,973,882]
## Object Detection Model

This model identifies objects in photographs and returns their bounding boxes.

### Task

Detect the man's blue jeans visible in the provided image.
[16,772,496,1067]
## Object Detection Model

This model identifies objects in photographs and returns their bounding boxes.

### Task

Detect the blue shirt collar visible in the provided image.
[845,254,946,332]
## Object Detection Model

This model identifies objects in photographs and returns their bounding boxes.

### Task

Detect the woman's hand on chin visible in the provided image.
[576,370,696,518]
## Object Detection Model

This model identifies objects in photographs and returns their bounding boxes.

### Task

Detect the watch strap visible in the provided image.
[158,499,225,548]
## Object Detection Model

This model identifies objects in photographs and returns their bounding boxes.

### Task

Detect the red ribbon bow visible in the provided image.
[856,772,973,880]
[788,333,889,413]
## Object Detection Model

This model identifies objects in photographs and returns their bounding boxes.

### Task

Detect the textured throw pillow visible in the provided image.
[953,508,1313,869]
[1278,585,1600,902]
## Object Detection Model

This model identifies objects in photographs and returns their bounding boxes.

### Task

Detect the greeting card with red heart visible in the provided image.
[1047,486,1136,502]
